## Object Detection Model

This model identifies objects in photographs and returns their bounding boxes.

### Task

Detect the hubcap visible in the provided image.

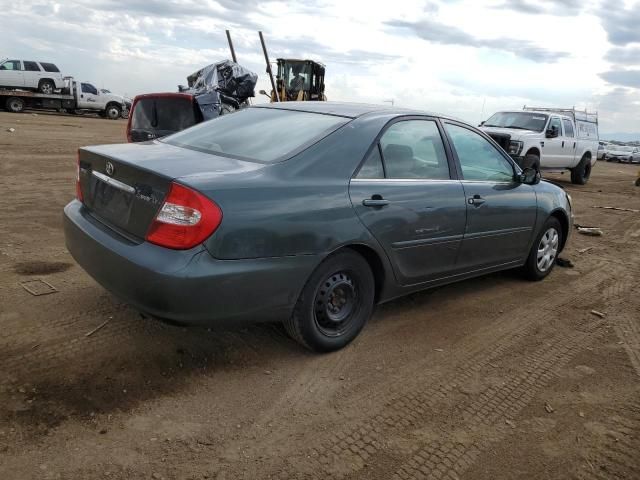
[10,100,22,111]
[107,108,119,119]
[537,227,559,272]
[41,83,53,94]
[314,272,358,337]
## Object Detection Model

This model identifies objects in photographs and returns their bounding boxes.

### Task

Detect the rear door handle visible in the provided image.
[562,141,565,148]
[468,195,485,206]
[363,196,390,207]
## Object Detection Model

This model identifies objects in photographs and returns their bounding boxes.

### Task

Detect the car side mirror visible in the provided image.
[519,167,541,185]
[545,126,558,138]
[478,120,485,127]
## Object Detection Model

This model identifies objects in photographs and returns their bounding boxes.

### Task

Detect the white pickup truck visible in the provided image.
[1,78,125,119]
[481,107,599,185]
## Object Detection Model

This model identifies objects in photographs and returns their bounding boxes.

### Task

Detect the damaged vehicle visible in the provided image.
[64,102,572,353]
[127,60,257,142]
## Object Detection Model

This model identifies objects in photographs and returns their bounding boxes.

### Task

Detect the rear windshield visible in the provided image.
[484,112,549,132]
[132,97,198,133]
[162,107,350,163]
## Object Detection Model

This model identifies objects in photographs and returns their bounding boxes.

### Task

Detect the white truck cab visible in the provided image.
[74,81,125,118]
[481,107,599,185]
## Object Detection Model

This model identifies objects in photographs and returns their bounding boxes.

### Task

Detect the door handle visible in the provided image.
[468,195,485,206]
[562,141,565,148]
[363,196,390,207]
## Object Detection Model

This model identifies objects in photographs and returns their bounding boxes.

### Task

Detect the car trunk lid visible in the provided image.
[78,142,264,241]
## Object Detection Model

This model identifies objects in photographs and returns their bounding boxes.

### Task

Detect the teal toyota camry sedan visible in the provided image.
[64,102,572,352]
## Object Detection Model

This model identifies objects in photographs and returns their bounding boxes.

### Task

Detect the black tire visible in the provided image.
[38,79,55,94]
[604,155,610,162]
[5,97,25,113]
[283,251,375,352]
[522,217,562,281]
[570,155,592,185]
[521,153,540,172]
[105,104,121,120]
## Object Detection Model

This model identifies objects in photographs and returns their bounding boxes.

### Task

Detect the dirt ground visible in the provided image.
[1,111,639,480]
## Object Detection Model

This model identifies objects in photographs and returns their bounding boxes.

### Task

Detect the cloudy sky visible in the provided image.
[1,0,639,136]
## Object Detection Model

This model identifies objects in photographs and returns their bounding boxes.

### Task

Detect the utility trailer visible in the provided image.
[1,77,126,119]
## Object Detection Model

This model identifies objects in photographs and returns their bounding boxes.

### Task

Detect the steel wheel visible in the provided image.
[313,271,358,337]
[536,227,559,272]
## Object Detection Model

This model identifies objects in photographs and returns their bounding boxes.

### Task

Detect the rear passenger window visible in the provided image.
[379,120,450,180]
[23,61,40,72]
[562,119,574,137]
[40,63,60,73]
[356,146,384,179]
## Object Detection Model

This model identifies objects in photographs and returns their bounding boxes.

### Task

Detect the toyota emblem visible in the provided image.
[105,161,115,176]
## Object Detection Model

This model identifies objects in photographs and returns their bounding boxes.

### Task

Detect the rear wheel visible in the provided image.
[38,79,55,94]
[105,104,121,120]
[5,97,25,113]
[283,251,375,352]
[522,217,562,281]
[570,155,592,185]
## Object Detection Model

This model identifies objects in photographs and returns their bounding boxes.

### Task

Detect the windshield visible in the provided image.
[132,97,198,133]
[484,112,548,132]
[162,107,349,163]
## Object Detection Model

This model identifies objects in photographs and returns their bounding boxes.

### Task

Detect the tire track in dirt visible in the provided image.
[384,318,606,480]
[266,309,615,477]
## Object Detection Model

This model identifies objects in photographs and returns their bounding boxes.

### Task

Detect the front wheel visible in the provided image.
[105,104,122,120]
[522,217,562,281]
[283,251,375,352]
[521,153,541,172]
[5,97,25,113]
[570,155,592,185]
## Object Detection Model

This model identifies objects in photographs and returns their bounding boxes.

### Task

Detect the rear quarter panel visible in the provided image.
[182,113,396,261]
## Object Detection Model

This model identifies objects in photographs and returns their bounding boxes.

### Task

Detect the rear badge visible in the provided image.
[105,161,115,176]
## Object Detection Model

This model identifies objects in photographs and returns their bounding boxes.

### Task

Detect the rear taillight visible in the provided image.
[146,182,222,250]
[76,151,83,202]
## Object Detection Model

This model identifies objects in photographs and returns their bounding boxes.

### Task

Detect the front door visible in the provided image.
[0,60,25,88]
[442,122,538,271]
[542,116,564,167]
[349,118,467,286]
[78,82,100,109]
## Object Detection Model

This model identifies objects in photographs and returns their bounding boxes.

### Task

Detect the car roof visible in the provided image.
[255,101,449,120]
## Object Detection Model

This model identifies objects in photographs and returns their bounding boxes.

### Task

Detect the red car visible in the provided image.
[126,92,203,142]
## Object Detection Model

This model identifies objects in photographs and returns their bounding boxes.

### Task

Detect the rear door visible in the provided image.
[349,118,467,286]
[561,117,578,167]
[22,61,42,89]
[0,60,25,87]
[442,122,537,270]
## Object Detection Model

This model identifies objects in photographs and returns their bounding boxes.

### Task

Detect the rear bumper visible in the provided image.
[63,200,320,326]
